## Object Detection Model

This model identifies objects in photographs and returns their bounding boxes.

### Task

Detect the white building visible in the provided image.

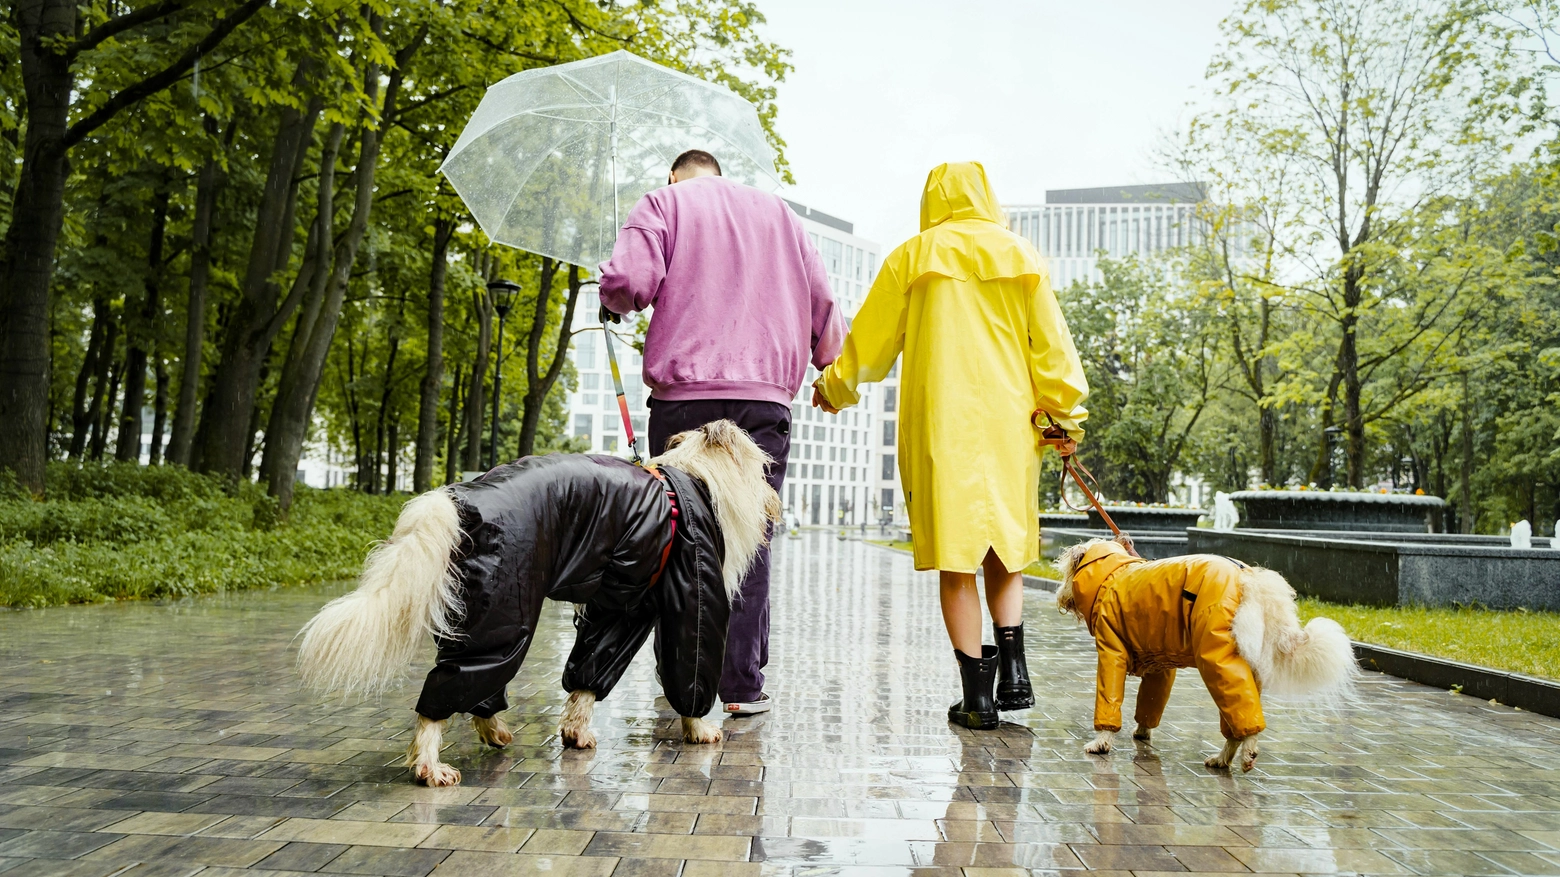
[564,199,899,527]
[1005,183,1207,289]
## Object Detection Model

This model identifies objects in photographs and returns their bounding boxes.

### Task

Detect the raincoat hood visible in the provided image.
[1069,540,1143,628]
[920,162,1004,231]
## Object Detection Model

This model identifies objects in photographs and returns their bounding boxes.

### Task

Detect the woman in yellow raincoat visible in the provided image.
[812,162,1088,729]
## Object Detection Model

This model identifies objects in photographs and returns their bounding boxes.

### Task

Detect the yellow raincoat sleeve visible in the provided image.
[1093,615,1129,733]
[1028,269,1089,439]
[814,251,908,410]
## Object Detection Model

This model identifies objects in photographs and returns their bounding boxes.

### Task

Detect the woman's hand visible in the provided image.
[811,387,839,414]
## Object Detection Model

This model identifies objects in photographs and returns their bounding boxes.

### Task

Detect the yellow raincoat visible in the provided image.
[814,162,1088,572]
[1067,541,1266,741]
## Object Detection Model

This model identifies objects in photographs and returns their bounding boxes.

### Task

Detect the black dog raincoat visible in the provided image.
[412,454,728,721]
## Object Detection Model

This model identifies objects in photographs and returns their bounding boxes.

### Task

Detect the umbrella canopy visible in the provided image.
[440,50,780,269]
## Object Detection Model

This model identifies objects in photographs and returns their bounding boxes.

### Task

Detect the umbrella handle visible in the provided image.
[582,280,641,465]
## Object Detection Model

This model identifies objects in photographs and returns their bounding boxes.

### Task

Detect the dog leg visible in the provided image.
[1205,734,1259,771]
[405,715,461,786]
[682,715,723,744]
[472,714,513,748]
[1132,723,1153,743]
[559,690,597,750]
[1084,730,1114,754]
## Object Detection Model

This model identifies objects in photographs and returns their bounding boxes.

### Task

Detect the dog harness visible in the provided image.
[648,467,679,587]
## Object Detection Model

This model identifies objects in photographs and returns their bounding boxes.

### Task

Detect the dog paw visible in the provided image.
[472,716,513,748]
[1239,741,1260,772]
[1084,732,1114,754]
[1132,724,1152,742]
[561,726,597,750]
[415,761,462,786]
[682,716,723,744]
[1204,752,1231,769]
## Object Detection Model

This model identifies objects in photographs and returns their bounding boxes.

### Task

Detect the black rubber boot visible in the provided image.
[947,646,1000,730]
[994,624,1035,711]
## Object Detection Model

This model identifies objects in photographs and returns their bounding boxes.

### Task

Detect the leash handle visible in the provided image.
[1035,411,1137,555]
[585,281,642,465]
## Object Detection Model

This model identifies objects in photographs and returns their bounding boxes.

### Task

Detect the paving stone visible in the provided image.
[0,533,1558,875]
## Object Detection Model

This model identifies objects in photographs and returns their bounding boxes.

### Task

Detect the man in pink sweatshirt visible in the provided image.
[599,149,844,717]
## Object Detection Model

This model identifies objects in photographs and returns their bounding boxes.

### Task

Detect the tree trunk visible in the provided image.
[149,357,169,464]
[444,365,464,485]
[517,262,584,457]
[168,131,225,467]
[374,295,406,494]
[0,0,76,493]
[84,307,121,461]
[414,216,454,492]
[69,298,108,459]
[93,358,124,462]
[386,421,399,493]
[1459,372,1474,534]
[463,287,493,471]
[116,183,171,462]
[1340,264,1364,488]
[261,20,419,511]
[194,82,322,478]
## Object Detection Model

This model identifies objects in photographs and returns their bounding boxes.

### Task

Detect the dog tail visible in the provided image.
[296,489,463,697]
[1233,567,1359,702]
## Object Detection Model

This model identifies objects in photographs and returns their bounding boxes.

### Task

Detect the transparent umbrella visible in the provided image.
[439,50,781,269]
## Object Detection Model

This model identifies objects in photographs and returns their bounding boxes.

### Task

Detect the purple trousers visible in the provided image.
[648,398,790,704]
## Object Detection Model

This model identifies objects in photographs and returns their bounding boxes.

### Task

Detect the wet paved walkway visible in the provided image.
[3,532,1560,876]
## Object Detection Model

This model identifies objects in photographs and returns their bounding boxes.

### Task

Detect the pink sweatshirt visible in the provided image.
[598,176,845,406]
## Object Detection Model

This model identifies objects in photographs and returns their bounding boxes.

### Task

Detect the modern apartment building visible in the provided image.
[1004,183,1207,288]
[564,199,898,527]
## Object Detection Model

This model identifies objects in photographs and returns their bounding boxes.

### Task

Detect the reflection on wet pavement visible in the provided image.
[2,531,1559,875]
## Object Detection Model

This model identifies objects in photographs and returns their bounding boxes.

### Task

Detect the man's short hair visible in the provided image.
[671,149,721,177]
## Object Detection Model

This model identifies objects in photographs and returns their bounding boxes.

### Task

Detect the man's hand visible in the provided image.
[598,304,621,324]
[811,387,839,414]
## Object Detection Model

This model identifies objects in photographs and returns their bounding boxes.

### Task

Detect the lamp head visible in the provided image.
[487,279,520,318]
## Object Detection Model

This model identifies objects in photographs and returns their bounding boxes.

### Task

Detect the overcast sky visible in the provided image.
[760,0,1238,246]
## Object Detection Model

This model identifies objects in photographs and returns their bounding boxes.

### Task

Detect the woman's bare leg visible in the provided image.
[982,549,1024,628]
[939,571,983,656]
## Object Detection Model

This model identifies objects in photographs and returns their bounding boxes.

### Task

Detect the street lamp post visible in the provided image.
[486,279,520,470]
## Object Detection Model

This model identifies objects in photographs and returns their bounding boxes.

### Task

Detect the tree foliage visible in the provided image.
[0,0,791,503]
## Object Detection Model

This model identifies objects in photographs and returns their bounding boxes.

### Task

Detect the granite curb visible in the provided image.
[1351,641,1560,719]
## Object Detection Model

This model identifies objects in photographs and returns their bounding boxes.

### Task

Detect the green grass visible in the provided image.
[867,539,1061,580]
[0,462,403,608]
[1298,598,1560,681]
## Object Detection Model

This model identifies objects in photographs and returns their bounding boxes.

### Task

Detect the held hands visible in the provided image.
[811,386,839,415]
[598,304,621,325]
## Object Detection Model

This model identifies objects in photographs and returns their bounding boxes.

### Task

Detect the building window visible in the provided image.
[881,454,895,481]
[603,435,618,451]
[584,373,600,390]
[573,414,592,437]
[813,465,824,479]
[577,332,596,369]
[883,420,895,445]
[788,482,795,509]
[822,237,844,275]
[881,488,894,514]
[883,386,897,412]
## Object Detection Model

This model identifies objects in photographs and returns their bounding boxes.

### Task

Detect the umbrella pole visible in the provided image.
[598,82,642,464]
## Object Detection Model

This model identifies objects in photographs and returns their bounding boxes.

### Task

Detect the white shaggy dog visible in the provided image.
[296,421,780,785]
[1055,536,1357,771]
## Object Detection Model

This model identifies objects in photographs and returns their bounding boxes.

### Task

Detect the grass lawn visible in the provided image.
[866,540,1062,580]
[1298,598,1560,681]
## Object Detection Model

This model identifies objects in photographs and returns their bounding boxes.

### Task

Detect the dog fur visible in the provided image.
[1057,536,1357,771]
[297,421,779,785]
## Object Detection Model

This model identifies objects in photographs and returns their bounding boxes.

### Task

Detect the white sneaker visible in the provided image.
[723,692,773,717]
